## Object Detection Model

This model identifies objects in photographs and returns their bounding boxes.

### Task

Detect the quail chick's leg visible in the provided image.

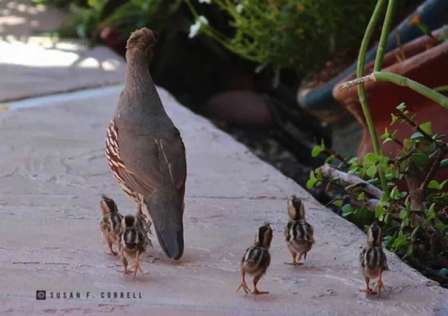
[132,251,145,280]
[376,270,385,297]
[252,274,269,295]
[121,256,133,274]
[106,241,118,256]
[360,276,375,295]
[284,249,302,266]
[236,270,251,294]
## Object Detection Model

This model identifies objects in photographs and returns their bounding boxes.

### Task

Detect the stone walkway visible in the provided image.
[0,13,447,316]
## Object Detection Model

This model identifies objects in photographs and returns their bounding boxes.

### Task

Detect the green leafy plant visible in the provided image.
[185,0,377,77]
[69,0,109,46]
[310,0,448,287]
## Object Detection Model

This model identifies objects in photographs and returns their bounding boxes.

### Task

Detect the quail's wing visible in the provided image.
[116,125,186,199]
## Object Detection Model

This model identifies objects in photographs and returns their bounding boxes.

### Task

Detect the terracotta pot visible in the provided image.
[333,29,448,183]
[100,26,127,57]
[203,90,273,129]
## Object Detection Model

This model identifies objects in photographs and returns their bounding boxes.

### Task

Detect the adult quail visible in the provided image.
[105,28,187,260]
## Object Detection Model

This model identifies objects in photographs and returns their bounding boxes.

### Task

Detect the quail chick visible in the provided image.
[236,223,273,295]
[100,195,123,256]
[359,222,389,296]
[284,195,314,266]
[119,206,151,280]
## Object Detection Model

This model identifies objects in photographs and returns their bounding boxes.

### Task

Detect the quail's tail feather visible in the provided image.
[146,195,184,260]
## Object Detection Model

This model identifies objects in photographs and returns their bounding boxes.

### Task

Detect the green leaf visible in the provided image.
[358,192,366,201]
[390,113,399,125]
[439,179,448,190]
[428,180,440,190]
[411,132,424,140]
[306,171,317,189]
[419,122,432,135]
[316,169,323,181]
[427,203,436,220]
[391,129,398,140]
[399,210,408,219]
[325,154,335,163]
[364,153,380,164]
[439,268,448,277]
[333,200,343,208]
[366,165,377,178]
[390,186,399,199]
[384,212,392,224]
[403,139,414,150]
[341,204,354,217]
[411,152,429,167]
[435,223,446,233]
[396,102,406,112]
[311,145,324,157]
[375,205,385,218]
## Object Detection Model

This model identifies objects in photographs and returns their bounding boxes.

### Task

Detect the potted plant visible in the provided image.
[333,27,448,183]
[298,0,448,124]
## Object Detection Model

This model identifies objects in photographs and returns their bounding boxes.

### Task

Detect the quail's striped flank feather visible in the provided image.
[105,120,139,203]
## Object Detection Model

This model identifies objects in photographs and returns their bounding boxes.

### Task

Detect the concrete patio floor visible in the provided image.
[0,84,447,315]
[0,26,447,315]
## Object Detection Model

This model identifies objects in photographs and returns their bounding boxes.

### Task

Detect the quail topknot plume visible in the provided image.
[105,27,187,260]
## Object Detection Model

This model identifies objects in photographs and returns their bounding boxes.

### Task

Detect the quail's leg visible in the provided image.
[252,274,269,295]
[360,276,375,294]
[376,270,385,297]
[121,256,133,274]
[106,241,118,256]
[284,249,302,266]
[132,251,145,280]
[236,270,250,294]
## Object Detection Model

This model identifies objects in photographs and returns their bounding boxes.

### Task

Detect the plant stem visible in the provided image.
[374,0,396,71]
[357,0,389,198]
[339,72,448,109]
[420,148,447,192]
[374,72,448,109]
[434,85,448,93]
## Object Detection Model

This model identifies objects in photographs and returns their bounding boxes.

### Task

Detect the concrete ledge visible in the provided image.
[0,86,447,315]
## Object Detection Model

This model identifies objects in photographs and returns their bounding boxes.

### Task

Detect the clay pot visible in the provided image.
[333,29,448,182]
[100,26,127,57]
[203,90,273,129]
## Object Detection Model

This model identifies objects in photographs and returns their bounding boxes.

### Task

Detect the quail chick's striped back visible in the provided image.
[242,246,271,275]
[284,196,314,263]
[241,223,273,276]
[119,214,148,255]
